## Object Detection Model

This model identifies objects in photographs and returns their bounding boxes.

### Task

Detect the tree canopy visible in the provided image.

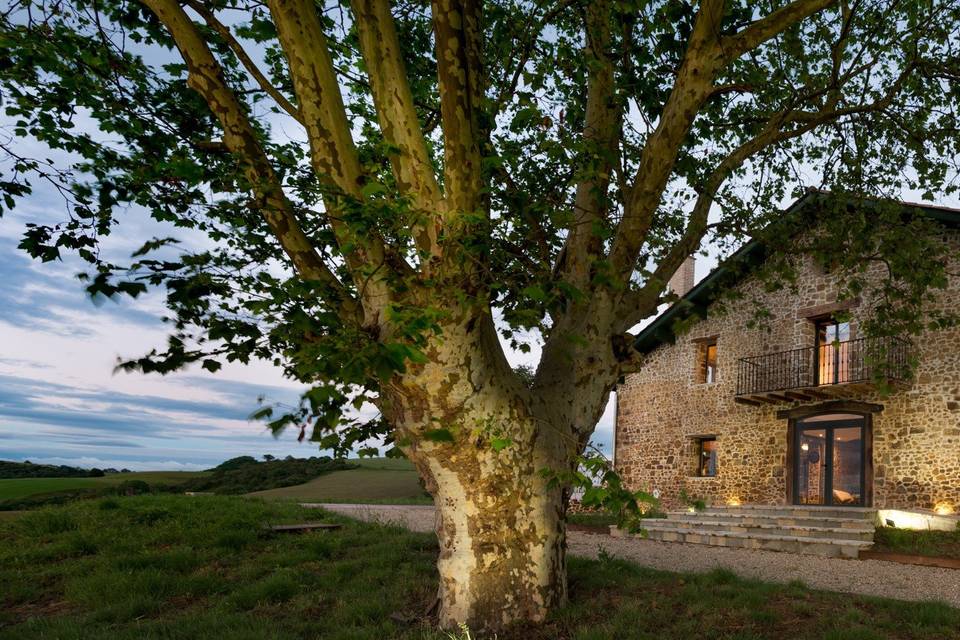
[3,1,958,456]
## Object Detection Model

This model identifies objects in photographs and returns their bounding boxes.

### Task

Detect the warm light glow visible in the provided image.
[878,508,958,531]
[727,497,741,506]
[800,442,809,451]
[935,503,955,516]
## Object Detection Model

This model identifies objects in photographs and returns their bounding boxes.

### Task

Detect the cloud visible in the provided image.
[0,370,307,438]
[0,238,165,336]
[5,454,209,472]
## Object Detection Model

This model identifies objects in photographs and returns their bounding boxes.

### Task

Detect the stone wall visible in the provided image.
[615,227,960,513]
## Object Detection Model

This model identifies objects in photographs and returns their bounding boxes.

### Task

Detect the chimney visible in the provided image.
[667,255,696,298]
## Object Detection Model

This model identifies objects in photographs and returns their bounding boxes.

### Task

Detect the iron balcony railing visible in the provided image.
[736,336,912,396]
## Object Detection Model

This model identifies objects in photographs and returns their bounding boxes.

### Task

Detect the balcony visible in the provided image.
[735,336,912,405]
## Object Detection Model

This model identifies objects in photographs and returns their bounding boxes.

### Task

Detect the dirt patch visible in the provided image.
[861,550,960,569]
[2,597,75,626]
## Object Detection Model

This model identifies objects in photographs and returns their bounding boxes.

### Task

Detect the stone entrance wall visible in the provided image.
[615,229,960,512]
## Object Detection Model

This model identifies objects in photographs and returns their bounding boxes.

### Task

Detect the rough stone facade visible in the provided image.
[615,226,960,513]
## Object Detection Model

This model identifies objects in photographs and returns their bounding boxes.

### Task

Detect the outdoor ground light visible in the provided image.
[934,503,954,516]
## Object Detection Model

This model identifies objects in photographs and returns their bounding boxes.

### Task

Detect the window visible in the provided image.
[697,437,718,477]
[816,319,851,384]
[696,339,718,384]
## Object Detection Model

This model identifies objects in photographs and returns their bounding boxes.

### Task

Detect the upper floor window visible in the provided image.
[816,319,850,346]
[696,339,718,384]
[816,319,851,384]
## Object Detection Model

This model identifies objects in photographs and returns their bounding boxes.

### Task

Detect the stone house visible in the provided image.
[614,193,960,516]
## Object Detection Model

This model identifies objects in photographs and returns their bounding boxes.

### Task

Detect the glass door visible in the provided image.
[831,426,864,505]
[796,427,827,505]
[794,414,865,506]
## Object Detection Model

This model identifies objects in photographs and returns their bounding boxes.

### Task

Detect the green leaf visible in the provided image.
[248,407,273,421]
[422,428,455,443]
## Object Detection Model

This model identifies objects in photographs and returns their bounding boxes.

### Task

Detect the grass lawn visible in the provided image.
[873,525,960,560]
[0,471,209,502]
[1,496,958,639]
[250,457,432,504]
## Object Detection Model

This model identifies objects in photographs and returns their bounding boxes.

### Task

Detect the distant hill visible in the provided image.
[250,457,432,504]
[177,456,358,495]
[0,460,116,479]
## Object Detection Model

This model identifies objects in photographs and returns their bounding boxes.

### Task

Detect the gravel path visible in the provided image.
[311,503,960,607]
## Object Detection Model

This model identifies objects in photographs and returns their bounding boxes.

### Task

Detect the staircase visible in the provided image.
[610,504,876,558]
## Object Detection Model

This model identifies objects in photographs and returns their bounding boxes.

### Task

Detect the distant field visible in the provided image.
[0,471,208,501]
[250,457,431,503]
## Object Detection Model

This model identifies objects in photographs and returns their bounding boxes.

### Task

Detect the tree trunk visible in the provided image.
[427,453,568,631]
[382,313,580,633]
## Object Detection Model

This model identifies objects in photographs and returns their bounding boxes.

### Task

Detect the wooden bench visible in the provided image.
[266,523,342,533]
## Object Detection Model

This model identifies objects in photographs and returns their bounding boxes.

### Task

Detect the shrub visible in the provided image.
[0,460,92,479]
[116,480,151,496]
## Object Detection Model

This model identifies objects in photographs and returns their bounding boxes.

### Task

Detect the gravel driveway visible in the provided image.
[310,503,960,607]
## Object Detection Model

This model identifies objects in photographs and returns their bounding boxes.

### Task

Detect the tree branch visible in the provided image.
[184,0,303,124]
[556,0,621,292]
[615,53,920,335]
[141,0,360,322]
[266,0,365,199]
[493,0,578,112]
[719,0,837,65]
[606,0,725,282]
[267,0,403,321]
[432,0,484,215]
[351,0,443,256]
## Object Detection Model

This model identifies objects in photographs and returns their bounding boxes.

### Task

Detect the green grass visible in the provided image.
[1,496,958,639]
[873,525,960,559]
[250,457,432,504]
[0,471,208,502]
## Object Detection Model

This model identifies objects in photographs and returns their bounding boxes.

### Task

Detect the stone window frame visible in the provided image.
[687,434,719,479]
[692,335,719,385]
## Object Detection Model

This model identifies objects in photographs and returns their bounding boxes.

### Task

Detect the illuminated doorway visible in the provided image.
[793,413,866,506]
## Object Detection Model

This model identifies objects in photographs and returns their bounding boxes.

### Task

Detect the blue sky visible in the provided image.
[0,219,319,470]
[0,178,617,470]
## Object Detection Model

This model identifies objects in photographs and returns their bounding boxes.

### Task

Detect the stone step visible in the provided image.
[611,525,872,558]
[664,511,877,530]
[642,517,874,542]
[698,505,877,520]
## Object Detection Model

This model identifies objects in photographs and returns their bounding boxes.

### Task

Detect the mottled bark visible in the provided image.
[424,441,568,630]
[382,311,579,631]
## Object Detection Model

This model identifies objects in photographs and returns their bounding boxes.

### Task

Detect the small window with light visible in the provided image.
[697,437,718,477]
[696,339,718,384]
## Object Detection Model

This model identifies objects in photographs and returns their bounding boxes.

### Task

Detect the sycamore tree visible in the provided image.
[2,0,960,631]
